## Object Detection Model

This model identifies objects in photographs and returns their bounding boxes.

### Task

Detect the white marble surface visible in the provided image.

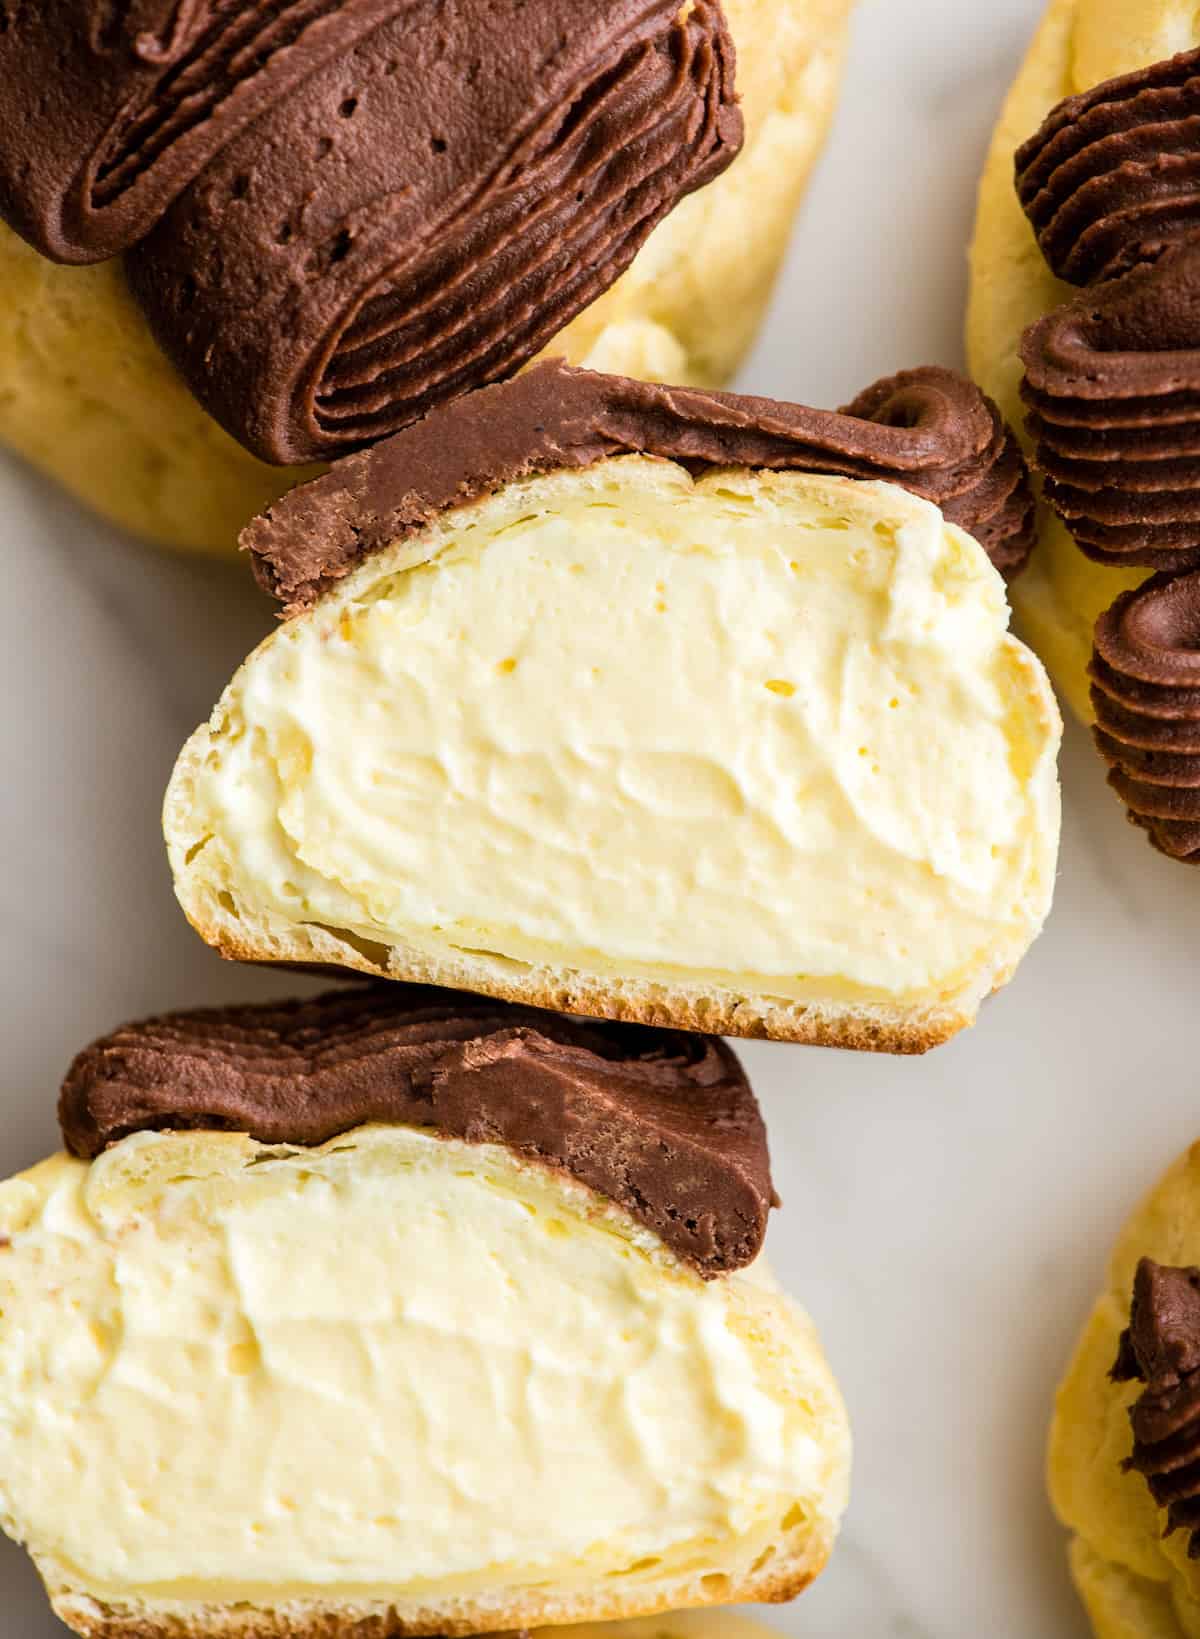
[1,1,1192,1633]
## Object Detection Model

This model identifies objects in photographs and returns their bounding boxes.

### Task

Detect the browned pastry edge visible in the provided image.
[57,982,773,1276]
[51,1548,828,1639]
[186,920,988,1056]
[241,359,1037,612]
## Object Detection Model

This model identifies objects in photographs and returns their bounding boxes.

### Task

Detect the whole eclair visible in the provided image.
[0,1,742,463]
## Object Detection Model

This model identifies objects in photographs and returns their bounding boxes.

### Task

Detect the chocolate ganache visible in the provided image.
[1113,1258,1200,1554]
[242,359,1037,612]
[0,2,742,463]
[1017,52,1200,574]
[1016,46,1200,287]
[1092,570,1200,862]
[58,983,775,1276]
[1015,48,1200,860]
[1020,239,1200,575]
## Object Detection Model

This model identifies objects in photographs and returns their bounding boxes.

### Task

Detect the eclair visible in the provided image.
[970,1,1200,862]
[1050,1138,1200,1639]
[0,0,852,554]
[165,362,1061,1051]
[0,985,850,1639]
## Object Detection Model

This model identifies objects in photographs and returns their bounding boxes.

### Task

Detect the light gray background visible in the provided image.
[1,1,1178,1633]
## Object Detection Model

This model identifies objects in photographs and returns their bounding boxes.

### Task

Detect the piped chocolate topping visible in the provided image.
[1092,570,1200,862]
[0,2,741,463]
[1015,47,1200,861]
[242,359,1037,612]
[1113,1258,1200,1553]
[1016,47,1200,287]
[58,983,774,1276]
[1020,238,1200,574]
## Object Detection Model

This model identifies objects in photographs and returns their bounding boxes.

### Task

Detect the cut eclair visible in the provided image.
[0,985,850,1639]
[165,363,1062,1052]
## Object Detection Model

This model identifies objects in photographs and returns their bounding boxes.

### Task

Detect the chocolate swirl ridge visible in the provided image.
[0,2,742,464]
[1091,570,1200,862]
[242,360,1037,612]
[1020,239,1200,572]
[1015,46,1200,287]
[58,983,774,1276]
[0,0,401,263]
[1113,1258,1200,1553]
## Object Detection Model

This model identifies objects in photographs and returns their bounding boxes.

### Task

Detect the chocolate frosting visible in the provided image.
[1020,239,1200,574]
[58,983,774,1276]
[1091,570,1200,863]
[1015,47,1200,287]
[242,358,1037,612]
[1015,50,1200,862]
[0,2,741,463]
[1112,1258,1200,1553]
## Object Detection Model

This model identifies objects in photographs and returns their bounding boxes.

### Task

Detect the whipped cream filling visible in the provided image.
[175,460,1058,1006]
[0,1124,838,1602]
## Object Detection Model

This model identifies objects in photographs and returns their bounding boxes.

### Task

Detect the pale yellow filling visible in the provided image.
[0,1125,842,1604]
[173,461,1059,1010]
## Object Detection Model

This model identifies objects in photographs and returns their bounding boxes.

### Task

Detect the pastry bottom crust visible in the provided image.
[52,1551,829,1639]
[0,0,851,557]
[185,918,993,1055]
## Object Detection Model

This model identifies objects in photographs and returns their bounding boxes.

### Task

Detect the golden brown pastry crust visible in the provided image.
[52,1551,828,1639]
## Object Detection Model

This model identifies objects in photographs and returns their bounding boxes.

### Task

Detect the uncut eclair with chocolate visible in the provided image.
[0,985,850,1639]
[165,362,1062,1052]
[0,0,853,554]
[970,1,1200,865]
[1049,1136,1200,1639]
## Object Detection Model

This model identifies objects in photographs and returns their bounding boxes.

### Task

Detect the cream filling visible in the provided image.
[174,460,1060,1007]
[0,1126,840,1603]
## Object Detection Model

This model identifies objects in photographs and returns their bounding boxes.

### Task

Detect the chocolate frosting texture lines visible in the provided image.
[58,983,774,1275]
[1016,48,1200,576]
[1113,1259,1200,1556]
[1016,46,1200,286]
[1091,570,1200,862]
[1020,240,1200,575]
[0,1,743,461]
[1014,44,1200,860]
[0,0,396,260]
[242,360,1037,612]
[1016,54,1200,579]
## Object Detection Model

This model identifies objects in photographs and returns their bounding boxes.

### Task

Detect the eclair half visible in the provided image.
[0,985,848,1639]
[166,363,1061,1050]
